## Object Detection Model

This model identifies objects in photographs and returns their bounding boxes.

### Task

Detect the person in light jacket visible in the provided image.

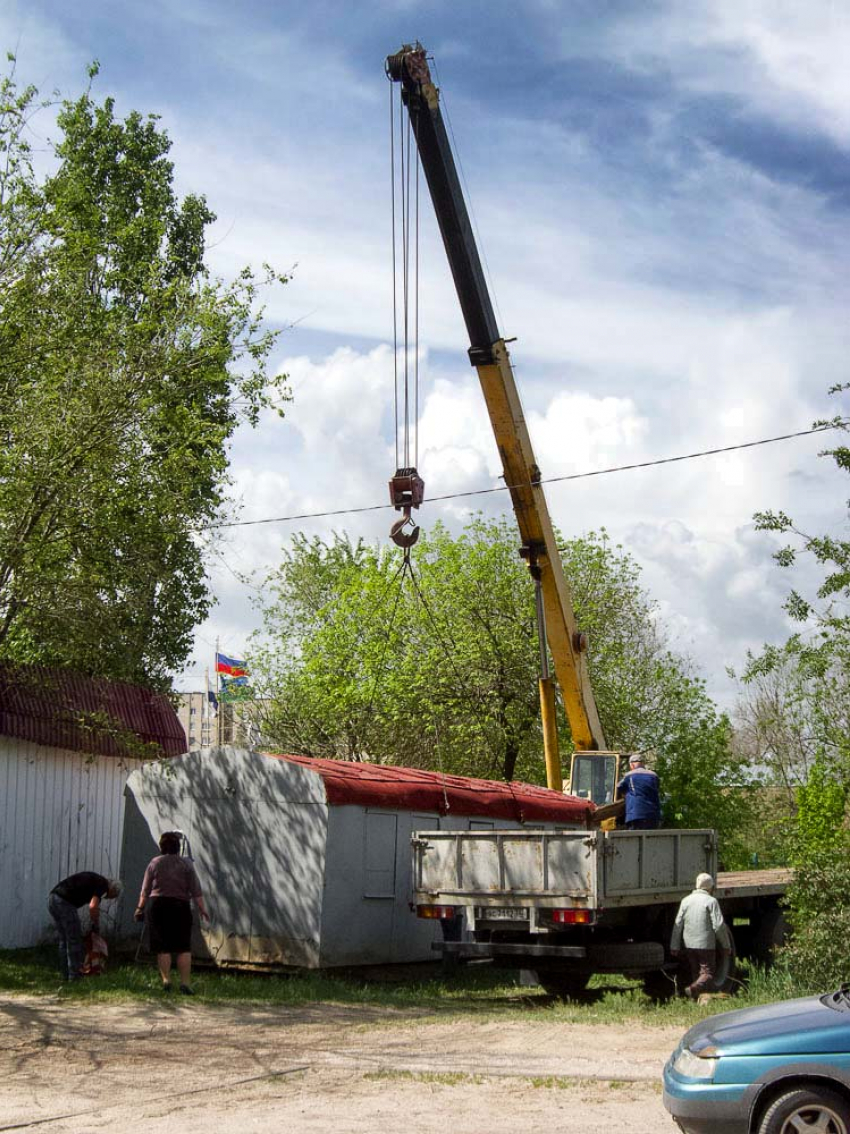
[670,872,732,999]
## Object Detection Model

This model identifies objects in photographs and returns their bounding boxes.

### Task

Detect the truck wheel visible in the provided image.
[535,971,591,998]
[712,931,737,993]
[585,942,666,971]
[753,907,789,967]
[758,1087,850,1134]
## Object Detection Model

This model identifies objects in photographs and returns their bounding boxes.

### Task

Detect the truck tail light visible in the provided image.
[551,908,593,925]
[416,904,456,919]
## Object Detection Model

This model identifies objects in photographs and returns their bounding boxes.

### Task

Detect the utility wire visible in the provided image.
[204,423,837,532]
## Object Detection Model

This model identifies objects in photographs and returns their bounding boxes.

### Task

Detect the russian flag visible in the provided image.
[215,652,248,678]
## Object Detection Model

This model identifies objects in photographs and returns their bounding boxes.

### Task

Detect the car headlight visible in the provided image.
[672,1047,718,1080]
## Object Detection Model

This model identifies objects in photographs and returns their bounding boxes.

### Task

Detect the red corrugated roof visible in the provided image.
[0,664,186,759]
[267,752,593,824]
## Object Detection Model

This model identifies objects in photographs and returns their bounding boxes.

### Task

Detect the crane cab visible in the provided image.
[566,750,621,807]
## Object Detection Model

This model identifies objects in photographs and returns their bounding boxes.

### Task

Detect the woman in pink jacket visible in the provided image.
[135,831,210,994]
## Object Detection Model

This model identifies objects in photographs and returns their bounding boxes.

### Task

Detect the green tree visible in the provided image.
[746,385,850,768]
[754,387,850,629]
[734,654,819,805]
[740,386,850,975]
[251,519,748,847]
[0,62,288,687]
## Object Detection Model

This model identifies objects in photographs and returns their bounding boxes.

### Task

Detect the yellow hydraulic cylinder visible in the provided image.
[539,677,562,793]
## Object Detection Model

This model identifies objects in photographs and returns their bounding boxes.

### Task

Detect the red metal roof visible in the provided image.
[0,664,186,760]
[267,752,593,824]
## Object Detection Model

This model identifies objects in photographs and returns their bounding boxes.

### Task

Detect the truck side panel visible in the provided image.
[414,829,717,909]
[602,830,716,904]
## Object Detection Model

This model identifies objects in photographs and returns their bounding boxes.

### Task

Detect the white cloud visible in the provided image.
[418,379,500,478]
[597,1,850,146]
[528,392,648,474]
[693,4,850,147]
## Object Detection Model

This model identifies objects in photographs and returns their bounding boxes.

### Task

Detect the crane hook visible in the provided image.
[390,512,420,549]
[388,466,425,550]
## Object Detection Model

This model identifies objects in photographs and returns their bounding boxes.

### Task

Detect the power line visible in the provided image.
[204,423,839,532]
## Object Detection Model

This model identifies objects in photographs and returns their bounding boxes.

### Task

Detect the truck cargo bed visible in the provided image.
[413,828,720,910]
[715,869,791,899]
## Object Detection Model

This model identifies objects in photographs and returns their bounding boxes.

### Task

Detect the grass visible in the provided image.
[360,1070,663,1092]
[362,1072,647,1089]
[363,1071,488,1086]
[0,946,810,1025]
[528,1076,661,1091]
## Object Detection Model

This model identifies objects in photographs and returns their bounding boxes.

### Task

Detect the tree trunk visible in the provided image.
[503,740,518,782]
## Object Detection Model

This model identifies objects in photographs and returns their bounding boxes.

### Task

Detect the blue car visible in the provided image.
[663,988,850,1134]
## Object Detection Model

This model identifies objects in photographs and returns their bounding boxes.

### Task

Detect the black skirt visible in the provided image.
[148,897,193,954]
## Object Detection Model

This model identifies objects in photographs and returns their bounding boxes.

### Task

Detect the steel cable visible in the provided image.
[390,78,421,473]
[356,554,413,756]
[414,139,420,469]
[389,79,399,469]
[403,559,505,778]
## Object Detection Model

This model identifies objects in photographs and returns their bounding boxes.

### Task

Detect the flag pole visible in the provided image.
[215,637,221,748]
[204,667,210,747]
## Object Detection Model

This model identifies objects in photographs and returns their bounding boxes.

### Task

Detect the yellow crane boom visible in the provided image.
[386,44,609,790]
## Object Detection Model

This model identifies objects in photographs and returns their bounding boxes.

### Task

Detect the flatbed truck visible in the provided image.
[413,827,789,995]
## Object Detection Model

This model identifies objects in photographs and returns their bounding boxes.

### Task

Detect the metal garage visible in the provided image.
[118,746,592,968]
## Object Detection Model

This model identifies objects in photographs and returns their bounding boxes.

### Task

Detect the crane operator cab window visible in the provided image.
[568,753,619,806]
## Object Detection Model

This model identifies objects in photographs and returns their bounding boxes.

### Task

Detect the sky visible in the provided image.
[5,1,850,712]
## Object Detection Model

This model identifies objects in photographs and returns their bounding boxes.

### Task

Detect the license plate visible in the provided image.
[476,906,529,921]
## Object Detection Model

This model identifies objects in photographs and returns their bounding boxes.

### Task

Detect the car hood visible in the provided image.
[684,995,850,1057]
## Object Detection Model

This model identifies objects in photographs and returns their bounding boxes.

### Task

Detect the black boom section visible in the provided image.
[388,47,500,362]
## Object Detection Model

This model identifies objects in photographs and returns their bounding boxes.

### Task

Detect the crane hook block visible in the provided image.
[389,468,425,511]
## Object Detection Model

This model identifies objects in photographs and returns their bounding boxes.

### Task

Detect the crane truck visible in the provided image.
[386,43,789,997]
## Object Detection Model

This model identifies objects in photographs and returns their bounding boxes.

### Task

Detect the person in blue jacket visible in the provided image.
[616,754,661,829]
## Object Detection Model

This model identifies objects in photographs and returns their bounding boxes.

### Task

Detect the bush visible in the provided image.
[779,851,850,991]
[774,761,850,992]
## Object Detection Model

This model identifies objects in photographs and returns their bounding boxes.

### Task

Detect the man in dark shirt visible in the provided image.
[615,754,662,829]
[48,872,121,981]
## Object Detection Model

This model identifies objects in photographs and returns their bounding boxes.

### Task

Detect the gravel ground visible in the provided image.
[0,993,683,1133]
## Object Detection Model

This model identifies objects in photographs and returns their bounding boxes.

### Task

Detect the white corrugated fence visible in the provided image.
[0,737,144,948]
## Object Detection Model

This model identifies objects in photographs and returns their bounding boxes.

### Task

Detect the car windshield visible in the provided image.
[821,986,850,1013]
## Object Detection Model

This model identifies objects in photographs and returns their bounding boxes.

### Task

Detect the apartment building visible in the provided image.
[176,692,259,750]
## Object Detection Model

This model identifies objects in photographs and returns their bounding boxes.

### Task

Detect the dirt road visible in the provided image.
[0,994,682,1133]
